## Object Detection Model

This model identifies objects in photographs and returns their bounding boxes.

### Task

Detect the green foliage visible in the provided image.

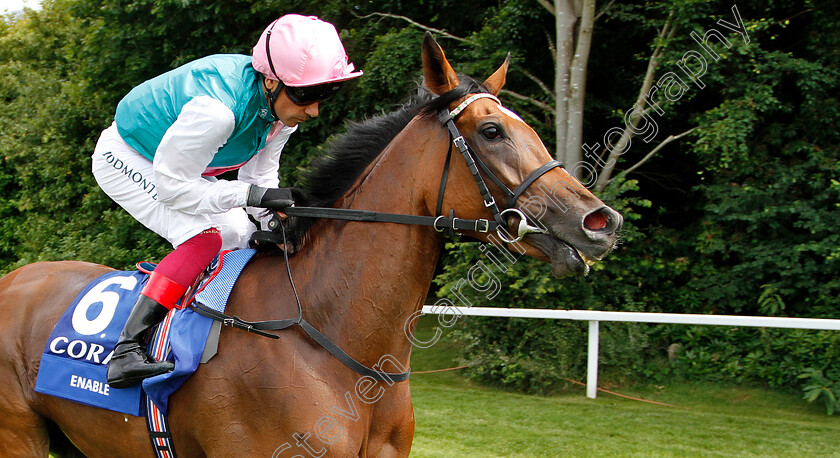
[800,368,840,416]
[355,27,424,114]
[435,0,840,412]
[669,326,840,387]
[0,0,837,414]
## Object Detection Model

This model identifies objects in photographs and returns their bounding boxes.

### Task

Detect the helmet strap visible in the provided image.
[262,74,283,121]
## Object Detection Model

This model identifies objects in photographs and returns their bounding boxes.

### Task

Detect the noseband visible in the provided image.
[435,93,564,243]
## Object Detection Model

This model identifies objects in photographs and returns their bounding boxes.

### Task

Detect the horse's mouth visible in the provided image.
[522,233,601,278]
[573,245,599,267]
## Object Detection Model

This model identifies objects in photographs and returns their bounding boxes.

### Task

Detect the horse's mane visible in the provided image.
[276,76,489,251]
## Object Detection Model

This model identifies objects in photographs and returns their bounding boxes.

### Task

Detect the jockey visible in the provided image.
[92,14,362,389]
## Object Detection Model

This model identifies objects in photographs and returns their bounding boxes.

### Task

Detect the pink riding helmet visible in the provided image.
[252,14,363,87]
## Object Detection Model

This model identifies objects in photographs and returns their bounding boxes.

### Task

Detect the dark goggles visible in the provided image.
[284,82,344,106]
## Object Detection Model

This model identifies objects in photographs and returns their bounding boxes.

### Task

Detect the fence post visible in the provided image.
[587,320,599,399]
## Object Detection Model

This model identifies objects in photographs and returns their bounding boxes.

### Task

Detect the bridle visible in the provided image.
[276,92,565,243]
[435,93,564,242]
[193,92,565,383]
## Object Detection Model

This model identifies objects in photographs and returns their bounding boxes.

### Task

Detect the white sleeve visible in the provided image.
[153,96,251,215]
[238,123,297,188]
[239,123,297,228]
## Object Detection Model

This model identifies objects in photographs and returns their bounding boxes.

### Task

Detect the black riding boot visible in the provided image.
[106,295,175,389]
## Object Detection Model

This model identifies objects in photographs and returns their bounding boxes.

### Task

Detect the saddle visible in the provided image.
[34,249,257,417]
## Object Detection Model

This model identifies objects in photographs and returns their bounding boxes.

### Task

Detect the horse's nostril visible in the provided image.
[584,210,609,231]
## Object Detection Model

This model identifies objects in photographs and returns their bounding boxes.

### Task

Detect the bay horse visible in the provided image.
[0,34,621,457]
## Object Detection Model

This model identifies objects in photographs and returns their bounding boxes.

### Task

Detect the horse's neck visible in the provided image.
[291,119,445,364]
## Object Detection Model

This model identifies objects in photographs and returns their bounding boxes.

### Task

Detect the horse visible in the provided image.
[0,34,621,457]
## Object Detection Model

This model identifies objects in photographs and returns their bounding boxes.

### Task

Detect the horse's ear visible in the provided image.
[422,32,460,95]
[483,53,510,96]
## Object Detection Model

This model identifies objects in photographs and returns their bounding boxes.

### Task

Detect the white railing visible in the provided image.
[420,306,840,399]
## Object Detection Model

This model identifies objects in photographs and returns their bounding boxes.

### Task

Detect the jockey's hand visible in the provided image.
[247,185,295,210]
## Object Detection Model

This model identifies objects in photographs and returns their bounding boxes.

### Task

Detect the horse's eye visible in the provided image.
[482,125,502,140]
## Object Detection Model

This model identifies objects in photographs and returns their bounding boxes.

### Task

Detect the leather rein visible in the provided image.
[190,93,563,383]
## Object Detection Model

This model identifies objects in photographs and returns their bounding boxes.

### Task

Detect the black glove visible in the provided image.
[247,185,295,210]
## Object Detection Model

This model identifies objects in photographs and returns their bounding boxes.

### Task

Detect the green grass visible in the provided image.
[407,323,840,457]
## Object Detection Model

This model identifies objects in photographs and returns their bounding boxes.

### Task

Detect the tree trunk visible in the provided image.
[553,0,578,166]
[565,0,595,177]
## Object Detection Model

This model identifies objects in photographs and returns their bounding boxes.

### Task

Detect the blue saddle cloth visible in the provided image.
[34,249,257,416]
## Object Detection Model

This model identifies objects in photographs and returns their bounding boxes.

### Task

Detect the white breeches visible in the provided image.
[91,123,253,249]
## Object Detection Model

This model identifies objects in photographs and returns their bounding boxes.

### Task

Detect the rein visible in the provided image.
[191,93,563,383]
[191,223,411,383]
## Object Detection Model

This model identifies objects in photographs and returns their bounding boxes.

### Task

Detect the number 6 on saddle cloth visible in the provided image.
[34,249,255,417]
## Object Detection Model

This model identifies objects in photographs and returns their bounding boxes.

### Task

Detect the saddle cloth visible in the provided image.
[34,249,257,416]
